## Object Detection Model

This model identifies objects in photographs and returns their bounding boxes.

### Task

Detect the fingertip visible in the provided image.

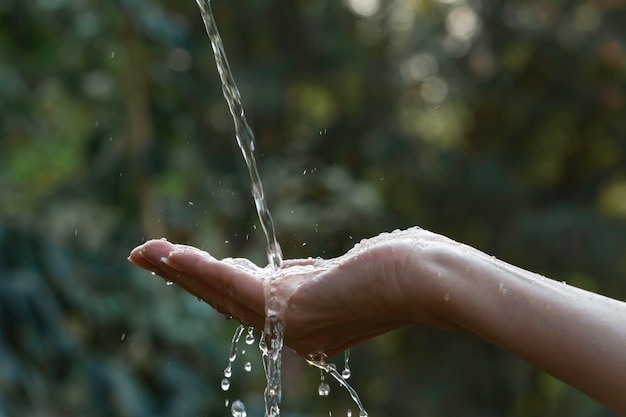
[139,239,177,261]
[128,244,144,260]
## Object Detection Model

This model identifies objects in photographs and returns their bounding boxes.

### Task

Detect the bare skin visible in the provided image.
[128,227,626,415]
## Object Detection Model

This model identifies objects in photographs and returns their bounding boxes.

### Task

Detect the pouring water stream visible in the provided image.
[195,1,366,415]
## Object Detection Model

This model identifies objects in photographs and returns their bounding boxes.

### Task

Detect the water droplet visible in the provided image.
[165,281,173,286]
[151,272,156,276]
[120,333,126,341]
[224,365,232,378]
[231,399,247,417]
[244,361,252,372]
[318,382,330,396]
[343,349,351,379]
[245,332,255,345]
[225,399,229,407]
[221,378,230,391]
[188,201,194,206]
[347,410,352,417]
[359,411,368,417]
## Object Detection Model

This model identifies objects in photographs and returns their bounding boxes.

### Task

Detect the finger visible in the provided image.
[173,272,265,329]
[164,247,266,319]
[130,241,265,328]
[128,239,176,270]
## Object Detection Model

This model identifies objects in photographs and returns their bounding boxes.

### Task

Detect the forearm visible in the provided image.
[404,237,626,414]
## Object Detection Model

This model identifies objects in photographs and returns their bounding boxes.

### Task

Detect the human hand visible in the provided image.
[128,228,448,357]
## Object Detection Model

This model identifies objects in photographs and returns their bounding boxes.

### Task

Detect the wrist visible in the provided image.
[382,230,461,330]
[393,229,491,332]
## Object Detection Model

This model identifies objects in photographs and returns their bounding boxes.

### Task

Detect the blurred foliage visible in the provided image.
[1,0,625,416]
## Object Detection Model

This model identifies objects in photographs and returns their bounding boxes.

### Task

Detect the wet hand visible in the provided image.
[128,229,445,357]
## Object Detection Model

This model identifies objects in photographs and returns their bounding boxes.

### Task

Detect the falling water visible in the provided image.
[307,358,368,417]
[195,1,284,415]
[194,1,364,416]
[195,0,282,269]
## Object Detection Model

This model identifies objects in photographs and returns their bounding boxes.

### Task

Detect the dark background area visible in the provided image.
[1,0,625,415]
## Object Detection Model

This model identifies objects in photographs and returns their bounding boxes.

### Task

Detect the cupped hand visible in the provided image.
[128,229,446,357]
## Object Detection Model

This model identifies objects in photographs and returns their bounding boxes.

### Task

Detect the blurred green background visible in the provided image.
[1,0,625,415]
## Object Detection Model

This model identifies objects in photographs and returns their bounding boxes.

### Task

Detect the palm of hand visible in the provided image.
[129,238,413,357]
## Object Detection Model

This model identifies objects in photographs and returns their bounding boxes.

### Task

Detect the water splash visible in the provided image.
[195,2,285,415]
[194,2,367,416]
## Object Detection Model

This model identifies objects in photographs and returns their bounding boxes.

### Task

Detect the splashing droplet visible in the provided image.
[244,361,252,372]
[318,382,331,397]
[231,399,247,417]
[221,378,231,391]
[342,349,351,379]
[245,328,255,345]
